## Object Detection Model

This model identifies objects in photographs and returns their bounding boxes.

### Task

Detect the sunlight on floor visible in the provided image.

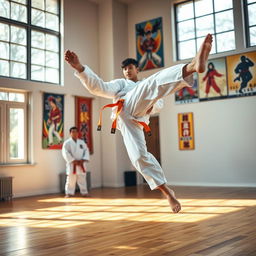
[0,198,255,228]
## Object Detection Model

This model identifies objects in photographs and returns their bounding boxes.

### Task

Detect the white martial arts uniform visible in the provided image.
[75,64,193,190]
[62,138,90,195]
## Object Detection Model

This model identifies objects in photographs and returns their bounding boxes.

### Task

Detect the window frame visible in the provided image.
[0,0,61,84]
[173,0,236,61]
[0,89,28,164]
[244,0,256,47]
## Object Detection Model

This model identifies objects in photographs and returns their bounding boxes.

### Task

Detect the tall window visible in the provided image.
[0,0,61,84]
[0,90,28,164]
[174,0,235,60]
[245,0,256,47]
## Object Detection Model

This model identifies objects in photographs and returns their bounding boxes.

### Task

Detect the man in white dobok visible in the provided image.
[62,126,90,197]
[65,34,213,213]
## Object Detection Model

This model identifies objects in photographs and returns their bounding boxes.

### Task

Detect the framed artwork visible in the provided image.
[136,17,164,71]
[175,73,199,104]
[42,93,64,149]
[178,112,195,150]
[226,51,256,97]
[75,96,93,154]
[198,57,228,101]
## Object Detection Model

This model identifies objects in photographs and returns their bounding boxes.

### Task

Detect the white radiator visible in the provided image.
[0,177,13,201]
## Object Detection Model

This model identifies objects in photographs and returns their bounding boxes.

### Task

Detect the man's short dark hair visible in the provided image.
[69,126,78,133]
[121,58,138,68]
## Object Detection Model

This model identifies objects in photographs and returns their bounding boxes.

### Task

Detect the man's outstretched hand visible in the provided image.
[64,50,84,73]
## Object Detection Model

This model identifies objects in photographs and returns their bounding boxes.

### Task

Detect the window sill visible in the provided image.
[0,162,37,167]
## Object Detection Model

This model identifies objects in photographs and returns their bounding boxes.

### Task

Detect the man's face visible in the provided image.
[122,64,139,82]
[70,129,78,140]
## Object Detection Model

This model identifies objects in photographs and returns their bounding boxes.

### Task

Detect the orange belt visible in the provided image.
[97,99,151,136]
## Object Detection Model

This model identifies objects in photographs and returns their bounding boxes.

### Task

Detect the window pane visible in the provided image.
[0,23,9,41]
[45,67,59,83]
[10,44,26,62]
[11,25,26,45]
[10,61,26,78]
[248,0,256,3]
[31,65,45,81]
[214,0,232,12]
[196,15,214,37]
[46,0,58,14]
[46,34,59,52]
[0,0,10,18]
[249,26,256,46]
[195,0,213,17]
[31,30,45,49]
[9,108,25,159]
[31,8,45,27]
[248,3,256,26]
[11,2,27,23]
[178,40,196,59]
[215,10,234,33]
[0,60,9,76]
[176,1,194,21]
[32,0,44,10]
[9,92,25,102]
[216,31,235,52]
[46,51,58,68]
[177,20,195,41]
[46,13,59,31]
[31,48,45,65]
[0,91,8,100]
[0,42,9,59]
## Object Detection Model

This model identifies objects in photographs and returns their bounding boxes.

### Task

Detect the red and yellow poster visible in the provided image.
[178,113,195,150]
[226,51,256,97]
[75,96,93,154]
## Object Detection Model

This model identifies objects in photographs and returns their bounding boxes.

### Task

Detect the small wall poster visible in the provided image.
[178,112,195,150]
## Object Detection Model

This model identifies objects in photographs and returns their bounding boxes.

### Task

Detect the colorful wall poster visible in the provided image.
[136,17,164,71]
[175,72,199,104]
[75,96,93,154]
[198,58,228,101]
[178,112,195,150]
[42,92,64,149]
[226,51,256,97]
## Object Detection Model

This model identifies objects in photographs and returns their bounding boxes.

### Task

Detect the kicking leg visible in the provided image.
[157,184,181,213]
[184,34,213,77]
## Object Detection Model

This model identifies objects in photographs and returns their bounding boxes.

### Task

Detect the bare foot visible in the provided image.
[166,187,181,213]
[194,33,212,73]
[184,34,213,76]
[157,184,182,213]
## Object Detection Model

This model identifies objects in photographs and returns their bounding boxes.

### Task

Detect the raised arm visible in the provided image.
[65,50,125,99]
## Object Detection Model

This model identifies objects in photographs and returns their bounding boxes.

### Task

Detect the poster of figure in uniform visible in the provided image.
[198,58,228,101]
[42,93,64,149]
[136,17,164,71]
[175,73,199,104]
[226,52,256,97]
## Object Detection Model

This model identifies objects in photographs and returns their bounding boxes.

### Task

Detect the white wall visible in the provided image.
[0,0,102,197]
[127,0,256,187]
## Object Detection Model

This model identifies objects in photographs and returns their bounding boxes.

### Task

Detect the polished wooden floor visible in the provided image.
[0,185,256,256]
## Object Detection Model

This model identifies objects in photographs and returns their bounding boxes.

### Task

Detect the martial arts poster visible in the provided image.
[42,92,64,149]
[75,96,93,154]
[175,73,199,104]
[178,113,195,150]
[136,17,164,71]
[198,58,228,101]
[226,51,256,97]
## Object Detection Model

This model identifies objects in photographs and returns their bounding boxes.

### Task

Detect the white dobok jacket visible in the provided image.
[62,138,90,175]
[75,64,192,189]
